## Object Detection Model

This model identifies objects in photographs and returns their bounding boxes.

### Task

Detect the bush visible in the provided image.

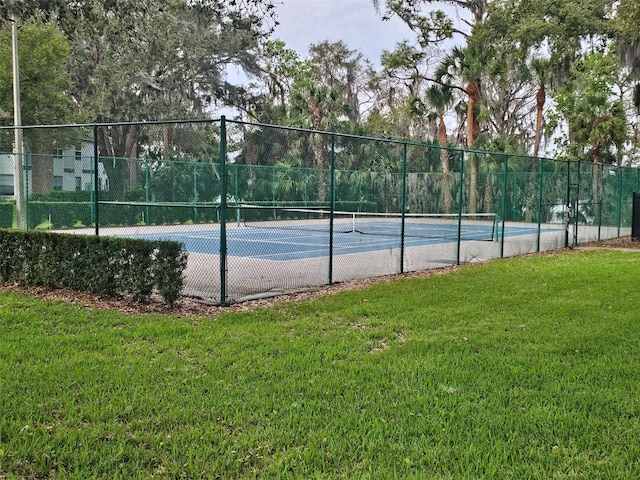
[0,202,13,228]
[0,230,187,305]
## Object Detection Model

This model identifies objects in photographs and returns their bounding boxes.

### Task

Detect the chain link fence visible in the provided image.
[0,119,636,304]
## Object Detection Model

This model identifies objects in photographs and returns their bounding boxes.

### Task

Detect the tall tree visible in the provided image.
[436,44,489,213]
[307,40,375,124]
[0,21,75,193]
[46,0,277,199]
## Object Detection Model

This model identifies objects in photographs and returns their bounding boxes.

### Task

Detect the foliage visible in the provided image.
[549,50,627,163]
[0,202,13,228]
[0,229,187,304]
[0,21,74,126]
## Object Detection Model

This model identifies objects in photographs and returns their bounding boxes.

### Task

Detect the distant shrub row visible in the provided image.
[0,200,378,230]
[0,230,187,305]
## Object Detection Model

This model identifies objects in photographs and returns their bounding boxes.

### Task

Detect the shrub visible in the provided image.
[0,230,187,305]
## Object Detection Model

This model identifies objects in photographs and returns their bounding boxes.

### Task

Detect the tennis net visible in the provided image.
[237,206,498,241]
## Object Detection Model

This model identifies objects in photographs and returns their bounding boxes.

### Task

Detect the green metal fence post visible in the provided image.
[193,163,198,224]
[617,164,623,238]
[536,158,543,252]
[456,153,465,265]
[500,154,508,258]
[93,124,99,236]
[219,116,228,305]
[597,163,603,241]
[329,134,335,285]
[565,161,571,248]
[400,143,407,273]
[574,160,581,247]
[145,158,150,225]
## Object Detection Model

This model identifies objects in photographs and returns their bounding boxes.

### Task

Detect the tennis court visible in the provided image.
[118,213,562,261]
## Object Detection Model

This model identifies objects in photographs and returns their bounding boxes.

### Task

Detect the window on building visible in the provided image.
[0,174,13,195]
[76,149,82,162]
[54,149,63,159]
[53,176,63,191]
[75,177,82,191]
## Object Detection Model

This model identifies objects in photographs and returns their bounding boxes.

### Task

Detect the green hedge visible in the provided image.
[0,230,187,305]
[24,200,379,229]
[0,202,13,228]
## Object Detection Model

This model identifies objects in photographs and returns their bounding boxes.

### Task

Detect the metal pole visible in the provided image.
[536,158,543,252]
[11,16,25,229]
[145,158,150,225]
[500,155,508,258]
[219,116,228,305]
[93,124,100,235]
[574,160,581,247]
[329,134,335,285]
[400,143,407,273]
[617,164,623,238]
[456,154,465,265]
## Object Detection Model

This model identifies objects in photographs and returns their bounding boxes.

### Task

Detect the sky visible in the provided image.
[271,0,414,65]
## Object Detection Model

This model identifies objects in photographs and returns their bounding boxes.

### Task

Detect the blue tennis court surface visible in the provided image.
[125,223,562,261]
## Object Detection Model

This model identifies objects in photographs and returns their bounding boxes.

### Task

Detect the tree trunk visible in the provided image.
[592,144,601,221]
[31,148,54,195]
[533,86,546,158]
[98,125,139,201]
[438,114,453,214]
[467,78,480,214]
[523,87,547,222]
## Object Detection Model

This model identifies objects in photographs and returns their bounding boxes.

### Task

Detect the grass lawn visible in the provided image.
[1,249,640,479]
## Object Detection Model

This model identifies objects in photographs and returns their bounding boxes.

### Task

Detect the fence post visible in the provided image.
[329,133,335,285]
[145,158,151,225]
[536,158,543,252]
[219,116,228,306]
[456,152,465,265]
[574,160,581,247]
[400,143,407,273]
[617,164,623,238]
[564,160,571,248]
[93,124,99,236]
[500,154,508,258]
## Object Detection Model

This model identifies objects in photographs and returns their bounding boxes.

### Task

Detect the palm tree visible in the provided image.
[289,83,351,202]
[426,84,454,213]
[436,45,487,214]
[530,58,551,159]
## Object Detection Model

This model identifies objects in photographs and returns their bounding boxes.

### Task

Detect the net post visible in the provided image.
[93,123,100,236]
[400,143,407,274]
[219,116,228,306]
[329,134,336,285]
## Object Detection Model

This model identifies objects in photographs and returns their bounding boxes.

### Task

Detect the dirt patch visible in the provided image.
[1,237,637,317]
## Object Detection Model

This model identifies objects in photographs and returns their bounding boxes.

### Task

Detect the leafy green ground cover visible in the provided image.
[1,250,640,479]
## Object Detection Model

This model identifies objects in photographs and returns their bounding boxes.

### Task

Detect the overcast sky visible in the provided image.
[272,0,414,65]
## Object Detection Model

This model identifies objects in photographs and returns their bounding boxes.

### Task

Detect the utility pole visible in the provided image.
[11,14,26,229]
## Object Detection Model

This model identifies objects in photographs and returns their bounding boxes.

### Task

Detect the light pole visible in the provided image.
[11,14,25,229]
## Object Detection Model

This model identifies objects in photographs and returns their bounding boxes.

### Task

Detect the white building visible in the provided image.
[0,141,108,197]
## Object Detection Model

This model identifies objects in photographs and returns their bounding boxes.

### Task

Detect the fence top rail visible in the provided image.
[0,117,635,172]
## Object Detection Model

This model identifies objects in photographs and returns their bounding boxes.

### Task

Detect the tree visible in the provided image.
[307,41,376,124]
[0,21,75,193]
[289,83,350,201]
[426,84,454,212]
[45,0,277,200]
[436,44,489,213]
[550,51,627,207]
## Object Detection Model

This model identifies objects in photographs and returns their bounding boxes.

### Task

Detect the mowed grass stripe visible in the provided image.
[1,249,639,479]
